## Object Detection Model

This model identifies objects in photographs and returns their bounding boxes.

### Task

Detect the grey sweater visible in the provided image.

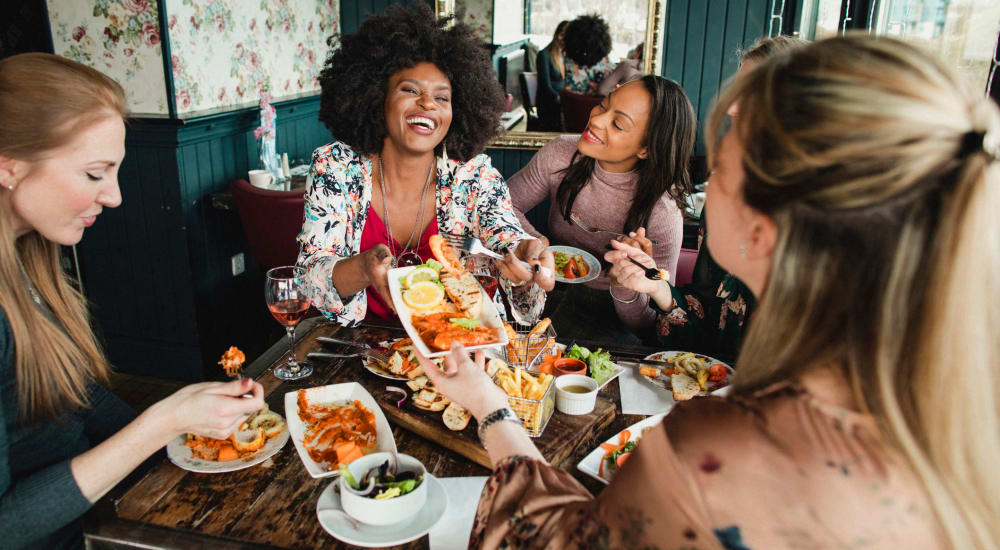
[0,307,136,549]
[509,135,683,329]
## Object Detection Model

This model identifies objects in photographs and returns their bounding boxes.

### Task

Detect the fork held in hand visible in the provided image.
[626,256,665,281]
[440,233,553,278]
[569,213,660,245]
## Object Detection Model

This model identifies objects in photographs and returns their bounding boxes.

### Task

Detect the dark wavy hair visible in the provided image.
[563,14,612,68]
[556,75,696,233]
[318,4,504,161]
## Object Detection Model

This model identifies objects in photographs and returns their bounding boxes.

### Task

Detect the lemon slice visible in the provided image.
[404,266,439,288]
[402,281,444,310]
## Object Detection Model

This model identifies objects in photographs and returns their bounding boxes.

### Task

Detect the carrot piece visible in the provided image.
[616,451,631,469]
[600,442,619,453]
[340,446,364,465]
[619,430,631,446]
[335,442,358,463]
[217,445,239,462]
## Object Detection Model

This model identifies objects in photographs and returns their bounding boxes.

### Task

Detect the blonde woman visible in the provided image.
[0,53,264,549]
[418,35,999,549]
[535,20,569,130]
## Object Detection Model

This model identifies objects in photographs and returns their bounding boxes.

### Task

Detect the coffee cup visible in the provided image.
[248,169,275,189]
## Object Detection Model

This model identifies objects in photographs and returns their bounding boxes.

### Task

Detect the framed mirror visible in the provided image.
[437,0,663,149]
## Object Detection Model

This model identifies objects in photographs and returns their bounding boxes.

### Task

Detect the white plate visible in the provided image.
[316,473,448,547]
[387,265,508,358]
[550,245,601,284]
[167,417,289,474]
[576,413,666,484]
[285,383,398,478]
[639,351,734,396]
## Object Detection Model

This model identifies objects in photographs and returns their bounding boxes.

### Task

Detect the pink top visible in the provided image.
[359,204,439,320]
[508,135,683,329]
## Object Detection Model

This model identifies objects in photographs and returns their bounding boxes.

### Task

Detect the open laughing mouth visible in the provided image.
[582,127,603,145]
[406,115,437,134]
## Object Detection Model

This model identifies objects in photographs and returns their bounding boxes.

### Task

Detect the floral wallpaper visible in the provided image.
[165,0,339,115]
[455,0,492,44]
[47,0,169,115]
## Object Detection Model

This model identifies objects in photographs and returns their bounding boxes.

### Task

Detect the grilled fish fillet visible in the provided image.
[440,270,483,318]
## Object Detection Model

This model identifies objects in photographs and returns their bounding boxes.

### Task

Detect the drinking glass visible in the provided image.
[265,266,313,380]
[464,255,499,299]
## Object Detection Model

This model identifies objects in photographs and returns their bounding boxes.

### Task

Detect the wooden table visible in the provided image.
[85,317,658,549]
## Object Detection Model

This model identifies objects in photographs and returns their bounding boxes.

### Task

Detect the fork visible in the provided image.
[569,213,659,245]
[307,348,392,363]
[441,233,553,278]
[625,256,665,280]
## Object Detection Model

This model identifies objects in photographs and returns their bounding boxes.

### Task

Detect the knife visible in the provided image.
[614,358,677,368]
[316,336,371,349]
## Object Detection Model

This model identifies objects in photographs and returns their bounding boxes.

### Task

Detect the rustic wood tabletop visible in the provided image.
[85,317,658,549]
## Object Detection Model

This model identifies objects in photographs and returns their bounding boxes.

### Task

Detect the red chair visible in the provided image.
[674,248,699,287]
[560,89,603,133]
[230,178,306,269]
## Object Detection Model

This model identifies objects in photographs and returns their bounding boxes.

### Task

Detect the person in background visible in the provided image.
[535,20,569,131]
[596,42,643,96]
[562,14,615,96]
[509,76,696,342]
[418,34,1000,549]
[300,4,554,326]
[610,35,807,363]
[0,53,264,550]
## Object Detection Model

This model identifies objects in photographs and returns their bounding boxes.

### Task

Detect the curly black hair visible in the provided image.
[563,14,612,68]
[318,4,504,161]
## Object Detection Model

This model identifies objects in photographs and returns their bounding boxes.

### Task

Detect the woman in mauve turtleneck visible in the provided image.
[509,76,696,341]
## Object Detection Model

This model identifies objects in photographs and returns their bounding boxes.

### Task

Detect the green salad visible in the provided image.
[565,344,616,386]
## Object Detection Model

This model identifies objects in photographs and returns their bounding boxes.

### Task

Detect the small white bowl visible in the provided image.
[555,374,598,415]
[339,452,427,526]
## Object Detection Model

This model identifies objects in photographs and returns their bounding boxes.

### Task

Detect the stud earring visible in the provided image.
[739,243,747,259]
[6,185,12,191]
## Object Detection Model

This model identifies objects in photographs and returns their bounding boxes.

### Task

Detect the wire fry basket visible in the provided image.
[492,372,556,437]
[503,323,557,371]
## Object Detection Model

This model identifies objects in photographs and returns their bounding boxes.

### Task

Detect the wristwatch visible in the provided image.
[477,407,522,448]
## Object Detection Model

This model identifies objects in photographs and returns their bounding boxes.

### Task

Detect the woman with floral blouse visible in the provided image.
[298,5,554,325]
[418,35,1000,549]
[561,14,616,96]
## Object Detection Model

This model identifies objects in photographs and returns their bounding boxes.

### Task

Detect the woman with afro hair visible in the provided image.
[562,14,616,96]
[298,4,555,326]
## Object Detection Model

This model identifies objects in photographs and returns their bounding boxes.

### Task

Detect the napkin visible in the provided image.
[429,476,488,550]
[617,366,677,415]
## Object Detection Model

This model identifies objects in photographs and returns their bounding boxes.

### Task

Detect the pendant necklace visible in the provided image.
[377,155,434,268]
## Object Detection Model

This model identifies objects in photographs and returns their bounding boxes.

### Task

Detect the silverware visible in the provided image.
[615,358,676,368]
[308,348,392,364]
[317,336,371,350]
[569,213,659,245]
[625,256,664,281]
[440,233,553,278]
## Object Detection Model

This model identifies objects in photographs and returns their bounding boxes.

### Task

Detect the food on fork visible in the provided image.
[218,346,246,377]
[428,234,464,276]
[296,391,378,471]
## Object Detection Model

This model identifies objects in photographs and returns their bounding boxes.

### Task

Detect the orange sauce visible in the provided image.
[296,391,378,470]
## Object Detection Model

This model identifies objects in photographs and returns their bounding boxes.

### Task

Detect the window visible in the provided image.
[875,0,999,92]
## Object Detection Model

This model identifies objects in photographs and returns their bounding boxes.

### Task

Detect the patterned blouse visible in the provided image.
[655,216,755,364]
[470,380,945,549]
[297,140,544,326]
[564,57,615,95]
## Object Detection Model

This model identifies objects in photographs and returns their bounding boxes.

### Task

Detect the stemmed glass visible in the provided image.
[265,266,313,380]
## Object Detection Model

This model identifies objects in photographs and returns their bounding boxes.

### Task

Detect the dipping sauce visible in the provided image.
[560,385,594,394]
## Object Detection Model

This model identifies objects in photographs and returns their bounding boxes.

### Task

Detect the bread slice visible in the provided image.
[486,358,507,378]
[440,270,483,318]
[442,402,471,431]
[406,376,430,392]
[670,372,701,401]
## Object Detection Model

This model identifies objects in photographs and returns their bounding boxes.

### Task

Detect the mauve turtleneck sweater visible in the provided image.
[508,135,683,329]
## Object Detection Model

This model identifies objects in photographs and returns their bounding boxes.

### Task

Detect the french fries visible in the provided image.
[488,357,555,436]
[504,319,556,368]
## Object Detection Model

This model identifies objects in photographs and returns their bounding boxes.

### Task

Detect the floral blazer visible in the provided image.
[563,57,614,95]
[297,140,544,326]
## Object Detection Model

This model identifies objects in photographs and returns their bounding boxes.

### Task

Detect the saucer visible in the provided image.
[316,473,448,547]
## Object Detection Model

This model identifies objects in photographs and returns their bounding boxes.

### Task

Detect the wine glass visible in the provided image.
[265,266,313,380]
[464,255,499,299]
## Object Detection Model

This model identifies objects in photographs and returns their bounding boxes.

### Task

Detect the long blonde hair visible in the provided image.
[0,53,126,423]
[543,21,569,79]
[708,35,1000,549]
